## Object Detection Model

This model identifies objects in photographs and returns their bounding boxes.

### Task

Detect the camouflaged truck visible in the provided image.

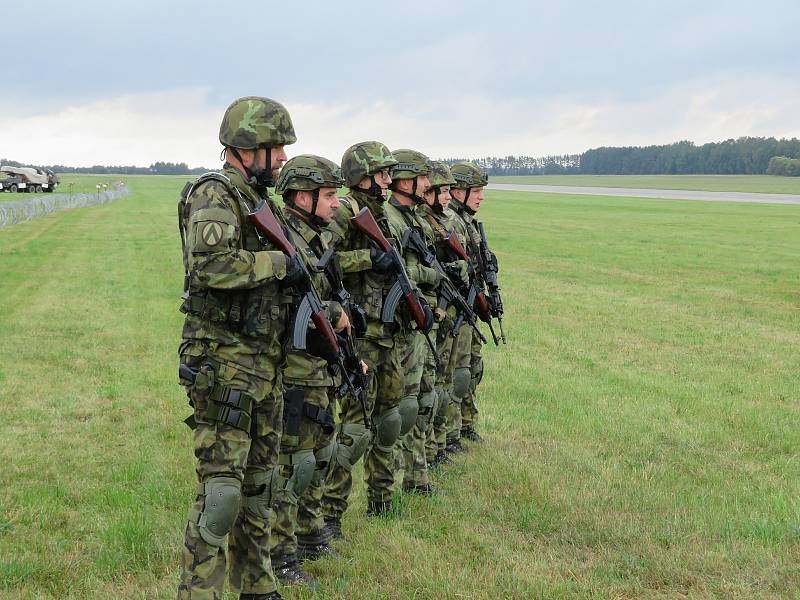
[0,166,59,193]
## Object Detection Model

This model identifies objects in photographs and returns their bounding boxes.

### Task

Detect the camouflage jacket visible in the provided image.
[179,164,293,379]
[282,210,342,387]
[323,188,397,346]
[384,197,441,312]
[449,200,484,277]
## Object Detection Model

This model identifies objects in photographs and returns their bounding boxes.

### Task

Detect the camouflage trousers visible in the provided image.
[322,337,401,516]
[398,329,433,488]
[177,348,283,600]
[270,385,336,563]
[461,326,485,430]
[427,311,458,462]
[447,322,473,442]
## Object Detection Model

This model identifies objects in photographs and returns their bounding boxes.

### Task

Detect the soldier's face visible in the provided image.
[417,175,430,195]
[269,146,287,179]
[358,168,391,191]
[436,185,452,209]
[466,186,484,212]
[314,187,340,223]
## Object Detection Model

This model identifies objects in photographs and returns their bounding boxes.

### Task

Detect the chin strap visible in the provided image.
[286,188,327,228]
[229,146,274,191]
[392,177,425,205]
[454,190,476,216]
[362,175,386,201]
[431,188,444,214]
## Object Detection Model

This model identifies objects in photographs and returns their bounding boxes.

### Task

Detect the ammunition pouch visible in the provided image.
[181,286,292,338]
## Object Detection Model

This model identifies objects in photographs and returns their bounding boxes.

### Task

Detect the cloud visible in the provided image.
[3,71,800,168]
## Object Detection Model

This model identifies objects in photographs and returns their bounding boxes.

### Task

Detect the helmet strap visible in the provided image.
[431,188,444,214]
[286,189,326,229]
[360,175,385,201]
[229,146,273,191]
[392,177,425,205]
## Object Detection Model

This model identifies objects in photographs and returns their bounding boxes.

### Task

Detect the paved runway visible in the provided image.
[486,183,800,205]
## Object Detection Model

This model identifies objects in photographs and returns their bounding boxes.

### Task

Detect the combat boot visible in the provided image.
[321,516,344,541]
[272,556,318,587]
[240,592,283,600]
[429,449,455,468]
[402,482,438,496]
[297,540,337,562]
[366,498,393,517]
[461,426,483,442]
[445,437,466,454]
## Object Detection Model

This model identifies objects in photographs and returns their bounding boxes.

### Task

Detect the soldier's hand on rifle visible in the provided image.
[360,360,368,374]
[281,254,306,287]
[334,311,352,335]
[370,247,394,273]
[445,260,469,287]
[419,296,434,334]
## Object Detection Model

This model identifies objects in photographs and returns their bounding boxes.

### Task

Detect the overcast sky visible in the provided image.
[2,0,799,168]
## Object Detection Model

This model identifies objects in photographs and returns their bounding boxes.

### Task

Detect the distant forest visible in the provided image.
[443,136,800,176]
[4,136,800,177]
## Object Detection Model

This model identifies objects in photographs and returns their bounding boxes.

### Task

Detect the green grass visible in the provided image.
[1,178,799,598]
[0,174,186,201]
[491,174,800,194]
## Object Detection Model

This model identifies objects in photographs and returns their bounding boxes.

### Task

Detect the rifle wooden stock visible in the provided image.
[475,291,493,323]
[350,207,429,331]
[444,230,469,261]
[351,207,392,252]
[248,199,296,258]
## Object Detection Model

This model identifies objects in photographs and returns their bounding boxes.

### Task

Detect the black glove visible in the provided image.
[370,247,394,273]
[351,305,368,337]
[419,297,434,334]
[306,330,339,364]
[282,254,307,288]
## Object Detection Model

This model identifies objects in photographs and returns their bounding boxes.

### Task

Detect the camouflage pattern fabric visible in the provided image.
[177,165,292,599]
[321,189,403,515]
[270,386,336,561]
[270,212,340,563]
[340,141,397,188]
[322,338,402,514]
[219,96,297,149]
[399,331,434,488]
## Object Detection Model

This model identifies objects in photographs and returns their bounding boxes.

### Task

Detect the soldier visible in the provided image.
[320,141,407,528]
[384,149,443,495]
[176,96,301,600]
[418,161,469,468]
[447,162,490,447]
[268,156,353,586]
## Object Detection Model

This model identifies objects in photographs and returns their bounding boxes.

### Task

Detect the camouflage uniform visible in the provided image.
[176,97,296,600]
[416,162,467,466]
[448,162,490,446]
[384,150,442,492]
[320,142,402,523]
[267,157,346,584]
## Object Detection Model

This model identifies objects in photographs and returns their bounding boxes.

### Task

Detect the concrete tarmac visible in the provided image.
[486,183,800,205]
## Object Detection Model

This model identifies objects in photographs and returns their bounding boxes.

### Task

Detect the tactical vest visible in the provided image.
[178,171,292,338]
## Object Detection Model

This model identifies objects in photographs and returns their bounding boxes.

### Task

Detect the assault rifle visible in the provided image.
[477,222,507,344]
[248,200,367,411]
[401,228,487,344]
[444,230,500,346]
[350,207,438,360]
[316,246,371,429]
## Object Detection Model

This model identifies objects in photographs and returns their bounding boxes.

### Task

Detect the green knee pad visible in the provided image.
[453,367,471,399]
[312,440,337,486]
[416,390,436,433]
[398,394,419,436]
[471,357,484,393]
[374,406,402,451]
[334,423,372,471]
[195,476,241,547]
[277,448,316,503]
[242,468,279,521]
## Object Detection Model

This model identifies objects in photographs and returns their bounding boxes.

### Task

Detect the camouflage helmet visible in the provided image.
[390,149,432,180]
[428,161,456,188]
[275,155,344,195]
[219,96,297,149]
[449,162,489,189]
[341,141,398,187]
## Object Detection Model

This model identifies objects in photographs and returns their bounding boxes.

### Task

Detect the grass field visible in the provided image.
[1,177,799,599]
[491,174,800,194]
[0,174,160,201]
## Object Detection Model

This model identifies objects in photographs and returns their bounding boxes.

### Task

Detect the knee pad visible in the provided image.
[397,394,419,436]
[416,390,437,433]
[241,468,279,522]
[374,406,402,451]
[334,423,372,471]
[435,388,451,419]
[312,440,337,486]
[196,476,241,547]
[470,357,484,392]
[277,448,316,503]
[453,367,471,399]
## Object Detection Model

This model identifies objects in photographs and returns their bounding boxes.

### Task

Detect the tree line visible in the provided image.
[0,159,208,175]
[444,137,800,176]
